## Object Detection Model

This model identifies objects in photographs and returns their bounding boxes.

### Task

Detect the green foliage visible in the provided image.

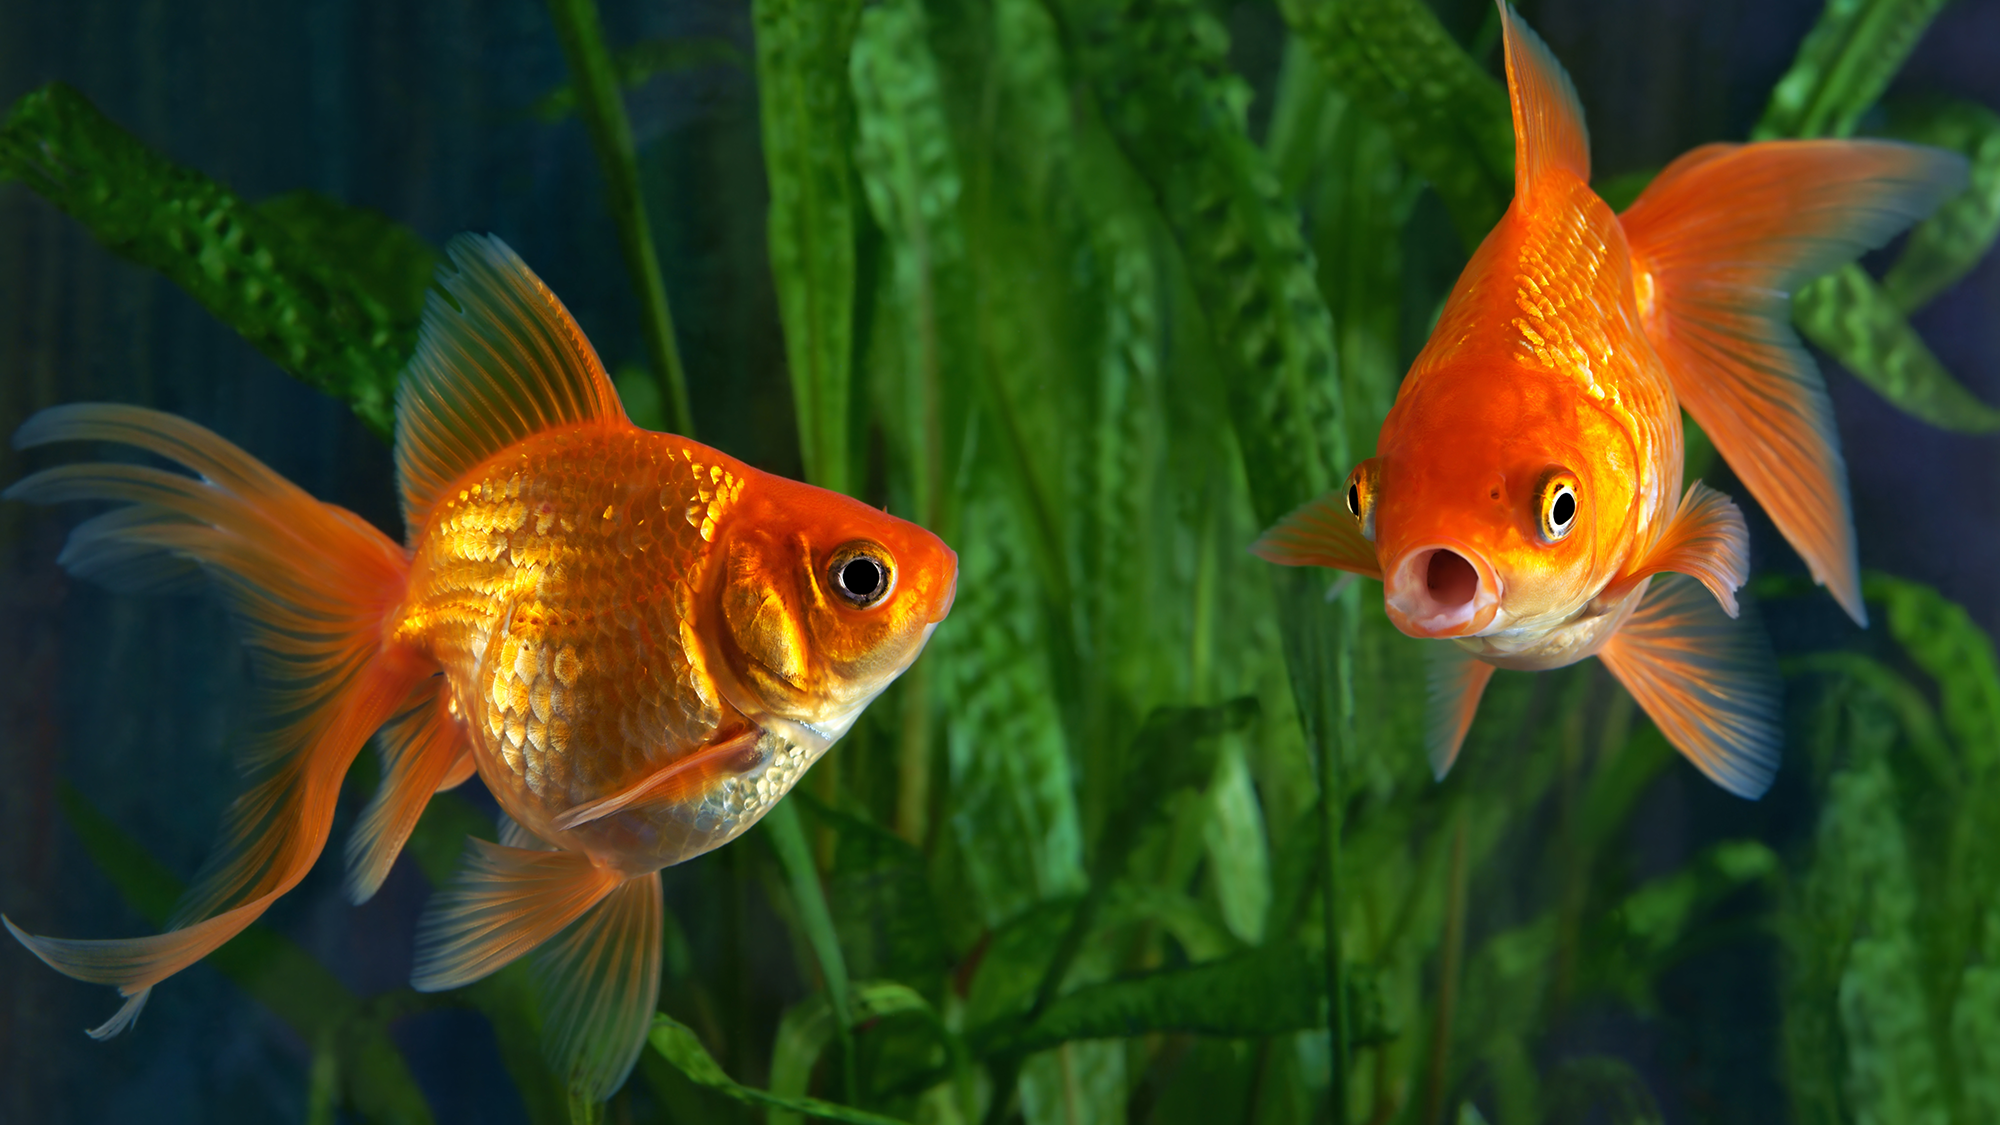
[11,2,1996,1123]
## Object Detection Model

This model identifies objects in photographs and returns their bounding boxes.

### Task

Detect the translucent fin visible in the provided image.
[1599,574,1782,799]
[1498,1,1590,200]
[437,749,477,792]
[410,838,623,992]
[1597,482,1749,617]
[1427,646,1497,780]
[395,234,628,538]
[550,728,763,832]
[497,814,553,852]
[530,873,663,1103]
[1251,492,1383,579]
[5,405,423,1034]
[1620,140,1967,626]
[346,676,471,904]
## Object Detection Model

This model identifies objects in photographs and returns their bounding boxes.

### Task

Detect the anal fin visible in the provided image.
[411,839,623,992]
[1599,574,1781,798]
[531,872,663,1103]
[1428,645,1497,780]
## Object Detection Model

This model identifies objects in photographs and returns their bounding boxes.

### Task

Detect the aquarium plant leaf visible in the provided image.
[530,36,749,121]
[1278,0,1515,249]
[972,943,1389,1057]
[768,983,951,1125]
[1882,98,2000,312]
[0,83,429,439]
[1864,572,2000,772]
[543,0,693,435]
[765,798,857,1061]
[1754,0,1952,141]
[1793,264,2000,432]
[257,190,438,329]
[755,0,863,495]
[55,784,436,1125]
[648,1015,911,1125]
[792,794,952,989]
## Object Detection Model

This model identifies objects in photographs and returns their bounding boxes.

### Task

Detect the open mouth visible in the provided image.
[1385,545,1500,637]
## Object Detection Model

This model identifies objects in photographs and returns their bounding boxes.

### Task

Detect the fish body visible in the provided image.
[1257,2,1966,795]
[3,235,955,1100]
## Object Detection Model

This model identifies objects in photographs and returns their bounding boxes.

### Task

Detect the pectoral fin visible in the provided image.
[1596,481,1749,617]
[1252,492,1383,579]
[550,727,765,832]
[1599,574,1781,799]
[1427,645,1497,780]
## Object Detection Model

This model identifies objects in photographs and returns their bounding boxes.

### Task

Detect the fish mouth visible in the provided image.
[1384,543,1501,638]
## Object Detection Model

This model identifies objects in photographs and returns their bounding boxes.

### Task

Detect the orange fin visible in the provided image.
[1599,574,1782,798]
[410,838,622,991]
[436,748,477,792]
[1498,1,1590,200]
[395,234,629,538]
[5,405,422,1033]
[1620,140,1967,626]
[530,872,663,1102]
[1251,492,1383,579]
[345,677,471,904]
[1597,482,1749,617]
[551,728,764,833]
[1427,646,1497,780]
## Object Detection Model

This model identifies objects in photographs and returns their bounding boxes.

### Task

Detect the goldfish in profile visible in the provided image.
[1256,3,1964,796]
[3,235,957,1099]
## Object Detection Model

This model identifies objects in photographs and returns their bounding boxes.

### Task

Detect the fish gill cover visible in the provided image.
[1,0,1998,1123]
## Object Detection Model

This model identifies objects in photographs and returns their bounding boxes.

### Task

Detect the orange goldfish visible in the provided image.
[4,235,957,1099]
[1256,3,1964,796]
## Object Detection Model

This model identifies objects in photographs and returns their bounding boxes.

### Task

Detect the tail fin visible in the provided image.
[2,404,427,1036]
[1620,140,1967,625]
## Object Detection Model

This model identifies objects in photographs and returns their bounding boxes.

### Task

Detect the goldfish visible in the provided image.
[1255,3,1964,797]
[3,234,957,1100]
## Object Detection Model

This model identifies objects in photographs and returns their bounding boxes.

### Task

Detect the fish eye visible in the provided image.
[1345,464,1378,542]
[1540,474,1579,542]
[827,543,896,609]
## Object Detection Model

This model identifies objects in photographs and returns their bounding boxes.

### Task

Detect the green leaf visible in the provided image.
[1278,0,1514,249]
[647,1015,910,1125]
[1754,0,1952,141]
[544,0,693,435]
[765,798,857,1041]
[1794,263,2000,433]
[530,36,749,121]
[1882,98,2000,311]
[768,983,949,1125]
[755,0,863,493]
[0,84,428,438]
[974,943,1390,1056]
[793,794,951,989]
[55,784,435,1125]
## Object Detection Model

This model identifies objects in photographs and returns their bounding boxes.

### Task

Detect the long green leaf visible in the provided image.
[765,798,857,1053]
[1278,0,1513,249]
[755,0,864,493]
[531,37,749,121]
[1794,264,2000,432]
[0,84,427,438]
[649,1015,909,1125]
[55,784,435,1125]
[1882,98,2000,312]
[768,983,947,1125]
[544,0,694,435]
[1754,0,1952,140]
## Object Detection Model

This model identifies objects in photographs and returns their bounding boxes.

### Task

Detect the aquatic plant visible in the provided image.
[3,0,1997,1121]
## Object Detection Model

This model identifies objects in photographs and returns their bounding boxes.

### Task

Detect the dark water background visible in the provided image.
[0,0,1995,1121]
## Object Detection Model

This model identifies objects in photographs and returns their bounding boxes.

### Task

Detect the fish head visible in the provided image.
[709,474,957,752]
[1365,368,1638,641]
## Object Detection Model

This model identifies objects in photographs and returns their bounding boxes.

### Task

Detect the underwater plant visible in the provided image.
[1,0,1997,1123]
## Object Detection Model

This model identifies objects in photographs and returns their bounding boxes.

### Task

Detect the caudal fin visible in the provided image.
[3,405,429,1035]
[1620,140,1967,625]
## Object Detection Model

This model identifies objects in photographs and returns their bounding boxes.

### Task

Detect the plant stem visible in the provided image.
[544,0,695,437]
[1420,810,1469,1125]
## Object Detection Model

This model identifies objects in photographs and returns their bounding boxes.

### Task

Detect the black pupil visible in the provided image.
[840,557,883,599]
[1346,483,1360,515]
[1551,490,1576,527]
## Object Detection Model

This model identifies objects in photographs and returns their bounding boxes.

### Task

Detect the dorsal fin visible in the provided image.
[1498,1,1590,202]
[394,234,628,538]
